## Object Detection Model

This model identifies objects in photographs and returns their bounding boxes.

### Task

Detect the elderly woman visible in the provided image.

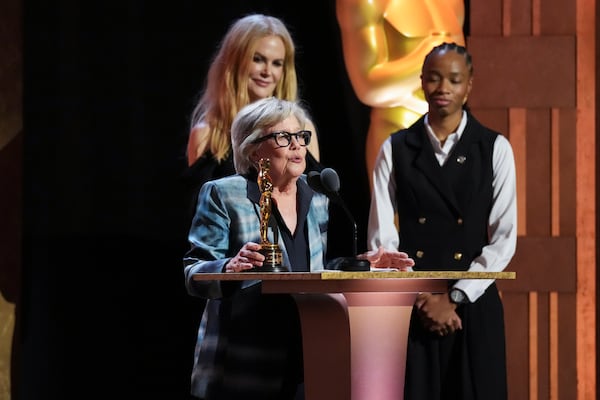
[184,97,326,400]
[184,97,413,399]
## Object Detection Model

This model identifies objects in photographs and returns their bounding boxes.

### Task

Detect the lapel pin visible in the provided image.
[457,155,467,164]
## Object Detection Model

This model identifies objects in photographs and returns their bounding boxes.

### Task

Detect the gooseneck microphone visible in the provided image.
[308,168,370,271]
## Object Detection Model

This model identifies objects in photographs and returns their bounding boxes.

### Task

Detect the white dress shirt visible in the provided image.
[367,111,518,302]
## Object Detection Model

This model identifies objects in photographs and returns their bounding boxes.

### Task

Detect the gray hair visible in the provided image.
[231,97,310,174]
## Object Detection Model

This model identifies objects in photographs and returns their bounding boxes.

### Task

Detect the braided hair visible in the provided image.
[422,42,473,111]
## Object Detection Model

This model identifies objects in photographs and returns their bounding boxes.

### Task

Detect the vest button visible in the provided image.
[416,250,424,258]
[457,218,463,225]
[418,217,426,224]
[453,252,463,261]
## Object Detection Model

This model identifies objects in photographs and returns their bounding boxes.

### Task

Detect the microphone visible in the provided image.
[320,168,341,193]
[307,168,370,271]
[307,170,326,194]
[307,168,341,197]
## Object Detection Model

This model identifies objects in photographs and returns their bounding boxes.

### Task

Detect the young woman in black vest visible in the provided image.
[366,42,518,400]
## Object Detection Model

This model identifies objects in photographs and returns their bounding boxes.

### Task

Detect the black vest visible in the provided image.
[391,114,498,271]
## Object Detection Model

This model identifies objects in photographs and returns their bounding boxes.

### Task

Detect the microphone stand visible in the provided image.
[326,194,370,272]
[308,168,370,271]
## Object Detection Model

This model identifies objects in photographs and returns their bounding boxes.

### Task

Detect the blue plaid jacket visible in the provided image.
[183,174,329,398]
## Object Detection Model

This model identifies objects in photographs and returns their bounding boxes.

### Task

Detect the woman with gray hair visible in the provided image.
[183,97,325,399]
[184,97,414,399]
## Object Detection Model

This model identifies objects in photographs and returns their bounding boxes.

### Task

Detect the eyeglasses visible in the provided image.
[252,130,312,148]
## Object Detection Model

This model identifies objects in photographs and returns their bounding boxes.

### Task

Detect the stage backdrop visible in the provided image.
[17,1,597,399]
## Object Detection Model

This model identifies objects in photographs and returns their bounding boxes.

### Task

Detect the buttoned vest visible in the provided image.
[391,115,498,271]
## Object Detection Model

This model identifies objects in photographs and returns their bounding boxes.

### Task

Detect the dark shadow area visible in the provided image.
[21,1,370,398]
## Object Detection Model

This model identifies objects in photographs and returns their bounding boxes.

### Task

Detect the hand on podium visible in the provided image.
[357,246,415,271]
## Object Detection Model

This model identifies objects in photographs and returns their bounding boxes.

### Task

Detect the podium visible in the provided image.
[193,270,515,400]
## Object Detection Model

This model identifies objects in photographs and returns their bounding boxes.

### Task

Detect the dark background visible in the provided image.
[16,1,600,399]
[21,1,373,398]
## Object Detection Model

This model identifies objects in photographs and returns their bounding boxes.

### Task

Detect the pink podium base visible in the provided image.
[259,274,446,400]
[291,292,416,400]
[346,293,415,400]
[193,272,516,399]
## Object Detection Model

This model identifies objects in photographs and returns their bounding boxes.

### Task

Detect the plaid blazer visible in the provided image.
[183,173,329,398]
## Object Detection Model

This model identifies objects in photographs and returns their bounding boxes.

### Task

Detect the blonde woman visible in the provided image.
[186,14,320,192]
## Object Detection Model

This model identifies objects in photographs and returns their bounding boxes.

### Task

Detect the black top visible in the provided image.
[182,152,236,218]
[272,181,313,272]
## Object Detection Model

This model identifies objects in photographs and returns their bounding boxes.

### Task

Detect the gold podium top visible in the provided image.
[192,270,516,281]
[322,270,515,280]
[192,271,515,294]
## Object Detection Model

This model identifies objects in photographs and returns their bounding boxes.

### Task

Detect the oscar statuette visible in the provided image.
[255,158,288,272]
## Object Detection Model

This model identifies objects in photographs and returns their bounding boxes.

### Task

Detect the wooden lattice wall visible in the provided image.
[467,1,596,399]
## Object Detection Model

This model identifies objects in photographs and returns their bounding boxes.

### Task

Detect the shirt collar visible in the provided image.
[424,111,467,150]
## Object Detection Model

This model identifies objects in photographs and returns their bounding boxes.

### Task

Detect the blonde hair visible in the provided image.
[231,97,309,175]
[189,14,298,162]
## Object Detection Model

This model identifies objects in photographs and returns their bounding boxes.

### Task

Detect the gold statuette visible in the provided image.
[255,158,288,272]
[336,0,466,187]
